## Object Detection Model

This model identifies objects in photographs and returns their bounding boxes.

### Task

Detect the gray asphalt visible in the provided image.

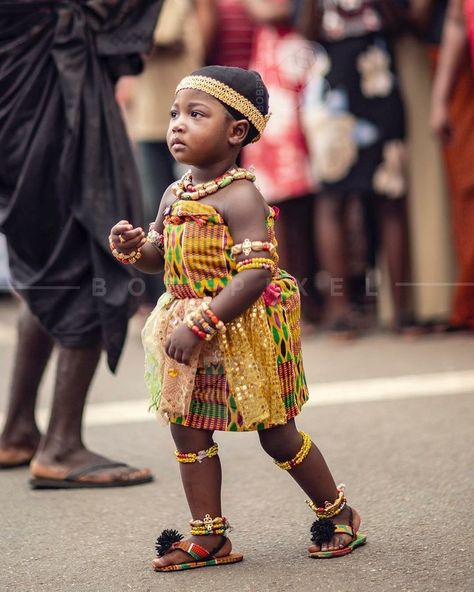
[1,298,474,592]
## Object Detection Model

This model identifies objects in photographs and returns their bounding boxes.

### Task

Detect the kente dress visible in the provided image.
[142,200,308,432]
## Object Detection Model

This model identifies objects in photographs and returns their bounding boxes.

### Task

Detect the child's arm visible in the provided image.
[108,186,174,274]
[208,182,273,322]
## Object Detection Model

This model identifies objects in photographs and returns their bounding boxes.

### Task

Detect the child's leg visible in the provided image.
[259,419,358,553]
[153,424,233,569]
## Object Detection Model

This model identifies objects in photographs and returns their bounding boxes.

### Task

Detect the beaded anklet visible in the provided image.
[175,443,219,464]
[306,484,347,520]
[190,514,230,536]
[274,431,312,471]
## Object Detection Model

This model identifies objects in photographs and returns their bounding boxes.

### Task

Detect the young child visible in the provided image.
[109,66,367,571]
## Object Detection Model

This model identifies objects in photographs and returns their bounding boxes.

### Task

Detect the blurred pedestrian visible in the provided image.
[242,0,321,326]
[299,0,417,336]
[110,65,367,571]
[429,0,474,331]
[207,0,257,68]
[0,0,159,487]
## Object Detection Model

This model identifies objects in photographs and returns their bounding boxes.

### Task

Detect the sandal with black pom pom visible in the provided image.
[309,508,367,559]
[152,519,243,572]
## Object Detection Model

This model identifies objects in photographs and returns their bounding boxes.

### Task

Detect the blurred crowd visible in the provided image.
[4,0,474,339]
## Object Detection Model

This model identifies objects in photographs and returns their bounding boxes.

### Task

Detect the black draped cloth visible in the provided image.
[0,0,162,371]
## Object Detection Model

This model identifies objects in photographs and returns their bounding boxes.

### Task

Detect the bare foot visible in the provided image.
[307,506,360,553]
[152,536,232,570]
[0,428,41,467]
[30,444,152,485]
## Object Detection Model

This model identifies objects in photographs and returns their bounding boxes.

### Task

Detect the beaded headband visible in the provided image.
[176,75,270,143]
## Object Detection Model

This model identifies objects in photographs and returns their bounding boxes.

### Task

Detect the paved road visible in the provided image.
[1,298,473,592]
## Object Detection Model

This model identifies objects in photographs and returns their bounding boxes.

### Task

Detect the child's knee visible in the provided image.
[170,424,215,451]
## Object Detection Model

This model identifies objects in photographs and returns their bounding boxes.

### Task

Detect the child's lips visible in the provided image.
[171,138,186,150]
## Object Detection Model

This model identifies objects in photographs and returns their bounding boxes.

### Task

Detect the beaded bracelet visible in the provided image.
[175,443,219,464]
[146,223,164,253]
[306,484,347,520]
[236,257,275,274]
[200,303,226,334]
[231,239,276,258]
[190,515,230,536]
[109,240,143,265]
[185,313,216,342]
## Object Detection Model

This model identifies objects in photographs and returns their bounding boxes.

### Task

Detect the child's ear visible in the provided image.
[229,119,250,146]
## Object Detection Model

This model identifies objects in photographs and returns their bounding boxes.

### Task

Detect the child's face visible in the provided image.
[167,89,240,166]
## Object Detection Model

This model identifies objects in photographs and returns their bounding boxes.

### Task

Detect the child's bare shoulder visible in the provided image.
[221,179,268,225]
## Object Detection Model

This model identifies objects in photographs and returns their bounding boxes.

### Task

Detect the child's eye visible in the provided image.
[191,111,203,118]
[170,110,178,118]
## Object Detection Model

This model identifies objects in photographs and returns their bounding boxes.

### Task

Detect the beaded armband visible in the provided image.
[175,443,219,464]
[190,514,230,536]
[184,303,226,342]
[274,431,312,470]
[146,223,164,253]
[236,257,276,274]
[231,239,276,258]
[306,484,347,520]
[109,240,143,265]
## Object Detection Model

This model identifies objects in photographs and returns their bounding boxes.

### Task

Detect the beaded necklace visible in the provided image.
[172,167,256,201]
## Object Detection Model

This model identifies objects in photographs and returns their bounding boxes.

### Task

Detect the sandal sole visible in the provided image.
[29,474,154,489]
[154,553,243,572]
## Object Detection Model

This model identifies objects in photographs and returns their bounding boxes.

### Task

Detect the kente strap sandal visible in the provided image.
[307,485,368,559]
[190,514,230,536]
[174,442,219,464]
[274,431,312,470]
[153,527,243,572]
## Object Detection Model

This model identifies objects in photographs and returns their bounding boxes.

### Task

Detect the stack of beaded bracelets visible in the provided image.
[235,257,276,274]
[306,484,347,520]
[109,240,143,265]
[190,514,230,536]
[184,302,226,342]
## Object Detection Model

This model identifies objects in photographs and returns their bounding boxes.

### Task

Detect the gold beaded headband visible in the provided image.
[176,75,271,143]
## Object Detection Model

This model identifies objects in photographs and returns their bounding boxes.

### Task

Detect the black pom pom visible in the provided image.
[310,519,336,545]
[155,529,184,557]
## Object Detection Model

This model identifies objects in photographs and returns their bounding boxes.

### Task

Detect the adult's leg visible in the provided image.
[0,302,53,465]
[315,193,353,328]
[259,420,360,553]
[376,197,414,327]
[30,342,151,484]
[153,424,232,569]
[276,195,321,324]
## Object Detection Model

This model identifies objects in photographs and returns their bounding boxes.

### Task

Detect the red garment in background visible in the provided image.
[465,0,474,65]
[242,26,315,204]
[429,46,474,329]
[207,0,255,69]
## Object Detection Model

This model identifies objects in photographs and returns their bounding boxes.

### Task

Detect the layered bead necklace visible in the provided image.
[172,167,256,201]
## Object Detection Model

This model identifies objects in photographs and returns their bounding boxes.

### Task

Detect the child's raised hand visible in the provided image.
[109,220,146,253]
[165,323,201,366]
